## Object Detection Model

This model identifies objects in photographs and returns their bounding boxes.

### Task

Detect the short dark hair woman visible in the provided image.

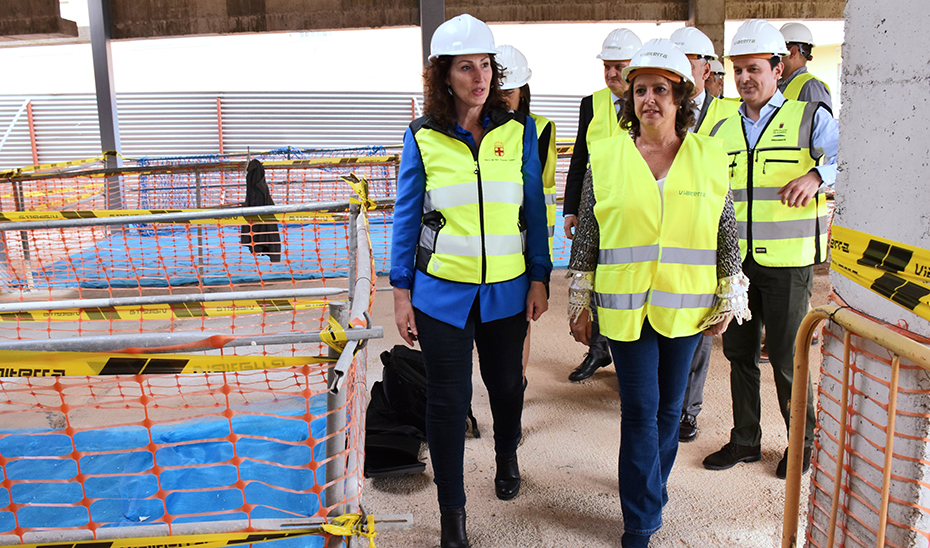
[390,14,552,548]
[568,38,750,547]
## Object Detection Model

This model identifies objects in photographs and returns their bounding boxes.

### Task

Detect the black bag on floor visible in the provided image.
[364,345,480,478]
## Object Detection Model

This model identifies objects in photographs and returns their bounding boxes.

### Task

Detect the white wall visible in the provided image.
[831,0,930,339]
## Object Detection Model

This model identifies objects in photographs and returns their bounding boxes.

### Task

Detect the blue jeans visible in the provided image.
[610,319,700,547]
[414,304,527,511]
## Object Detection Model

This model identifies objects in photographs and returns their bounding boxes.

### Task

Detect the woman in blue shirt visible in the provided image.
[390,14,551,548]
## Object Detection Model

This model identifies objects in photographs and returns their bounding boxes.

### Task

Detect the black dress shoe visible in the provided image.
[703,442,762,470]
[679,413,698,442]
[440,507,469,548]
[568,349,612,382]
[775,446,812,479]
[494,453,521,500]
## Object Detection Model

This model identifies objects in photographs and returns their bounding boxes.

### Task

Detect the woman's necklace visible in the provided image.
[635,137,679,154]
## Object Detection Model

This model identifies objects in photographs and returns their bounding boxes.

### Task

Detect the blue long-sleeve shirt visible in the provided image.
[390,113,552,329]
[739,90,839,190]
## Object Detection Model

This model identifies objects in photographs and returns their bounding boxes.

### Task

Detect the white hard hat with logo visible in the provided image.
[709,59,726,75]
[496,45,532,90]
[429,14,497,62]
[670,26,717,60]
[621,38,695,85]
[780,22,815,47]
[597,28,642,61]
[727,19,789,58]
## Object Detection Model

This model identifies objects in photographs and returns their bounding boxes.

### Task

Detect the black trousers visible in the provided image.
[722,256,816,447]
[414,302,527,511]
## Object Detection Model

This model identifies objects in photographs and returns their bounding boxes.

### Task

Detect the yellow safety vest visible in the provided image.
[530,112,557,257]
[709,100,829,267]
[783,71,831,102]
[590,133,728,341]
[587,88,625,147]
[696,95,741,135]
[412,112,527,284]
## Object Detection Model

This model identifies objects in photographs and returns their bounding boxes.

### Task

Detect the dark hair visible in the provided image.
[516,84,531,115]
[768,54,782,69]
[422,53,507,129]
[620,76,696,140]
[787,42,813,61]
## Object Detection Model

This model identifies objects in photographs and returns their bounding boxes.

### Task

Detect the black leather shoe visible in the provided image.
[440,507,469,548]
[568,349,612,382]
[679,413,698,442]
[703,442,762,470]
[775,446,812,479]
[495,453,521,501]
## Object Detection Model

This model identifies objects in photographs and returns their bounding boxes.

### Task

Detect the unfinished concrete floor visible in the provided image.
[361,265,830,547]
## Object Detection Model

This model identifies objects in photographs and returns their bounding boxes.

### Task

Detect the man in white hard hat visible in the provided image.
[778,22,833,111]
[671,26,740,137]
[702,19,838,479]
[563,28,642,383]
[668,26,741,443]
[705,59,726,98]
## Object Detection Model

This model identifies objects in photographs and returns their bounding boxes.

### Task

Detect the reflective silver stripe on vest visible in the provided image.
[481,180,524,205]
[434,233,524,257]
[424,182,475,212]
[649,290,717,309]
[423,180,523,212]
[548,225,555,238]
[545,193,558,206]
[595,291,649,310]
[799,102,818,150]
[599,245,660,265]
[660,247,717,265]
[731,187,783,202]
[737,215,829,240]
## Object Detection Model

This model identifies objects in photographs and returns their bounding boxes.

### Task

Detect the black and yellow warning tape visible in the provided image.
[830,225,930,322]
[0,350,334,377]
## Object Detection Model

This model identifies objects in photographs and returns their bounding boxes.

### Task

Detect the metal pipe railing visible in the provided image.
[0,201,353,232]
[0,287,345,314]
[782,304,930,548]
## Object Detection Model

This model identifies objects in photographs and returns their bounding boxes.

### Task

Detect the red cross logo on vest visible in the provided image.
[494,142,505,157]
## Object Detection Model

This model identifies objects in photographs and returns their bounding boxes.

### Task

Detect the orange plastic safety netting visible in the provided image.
[0,153,379,548]
[806,294,930,548]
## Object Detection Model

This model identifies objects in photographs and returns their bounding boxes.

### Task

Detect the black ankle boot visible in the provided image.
[440,507,469,548]
[495,453,521,500]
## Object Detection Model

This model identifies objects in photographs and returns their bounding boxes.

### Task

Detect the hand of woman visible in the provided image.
[570,308,593,345]
[393,287,418,346]
[526,281,549,322]
[701,315,732,337]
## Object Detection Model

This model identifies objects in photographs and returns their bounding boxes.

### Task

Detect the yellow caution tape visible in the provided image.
[0,351,334,377]
[0,298,328,323]
[262,155,399,168]
[320,315,350,353]
[321,513,377,548]
[830,225,930,322]
[341,173,377,211]
[11,512,376,548]
[0,156,106,179]
[0,209,346,224]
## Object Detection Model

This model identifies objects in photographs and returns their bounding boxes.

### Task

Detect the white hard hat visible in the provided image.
[597,28,642,61]
[670,26,717,60]
[709,59,726,75]
[622,38,695,85]
[780,22,815,47]
[429,14,497,62]
[727,19,789,58]
[496,45,532,90]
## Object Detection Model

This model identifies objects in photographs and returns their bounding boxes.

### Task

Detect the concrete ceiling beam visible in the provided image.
[0,0,78,41]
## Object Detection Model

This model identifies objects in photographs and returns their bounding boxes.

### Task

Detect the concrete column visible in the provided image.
[419,0,444,68]
[809,1,930,546]
[689,0,726,59]
[88,0,122,208]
